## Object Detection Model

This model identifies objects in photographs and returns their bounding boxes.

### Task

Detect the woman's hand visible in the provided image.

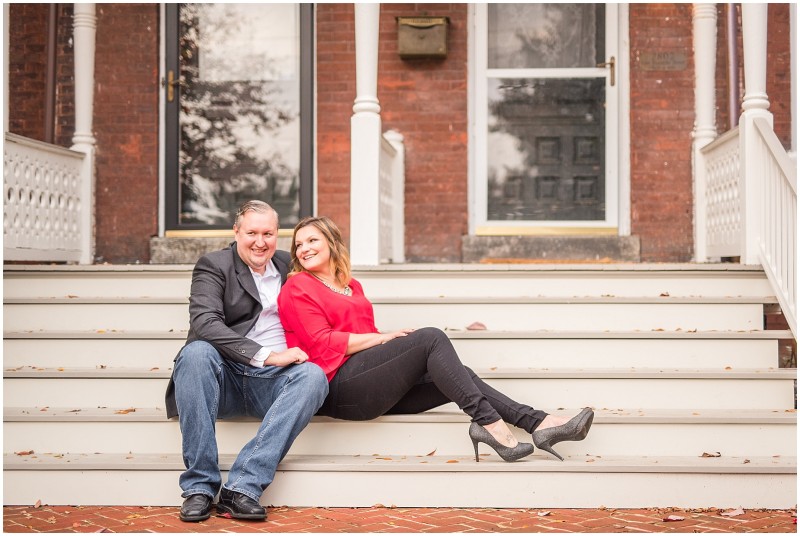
[379,329,415,344]
[347,329,414,355]
[265,347,309,367]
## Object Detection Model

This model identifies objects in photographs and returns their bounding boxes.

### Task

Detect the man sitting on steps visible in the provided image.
[164,200,328,522]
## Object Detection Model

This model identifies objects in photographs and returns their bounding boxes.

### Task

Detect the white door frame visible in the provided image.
[468,3,631,236]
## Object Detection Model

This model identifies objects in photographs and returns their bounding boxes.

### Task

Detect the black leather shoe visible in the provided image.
[179,494,213,522]
[217,487,266,520]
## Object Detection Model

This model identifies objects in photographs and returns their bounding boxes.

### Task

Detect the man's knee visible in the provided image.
[174,341,222,381]
[292,363,329,401]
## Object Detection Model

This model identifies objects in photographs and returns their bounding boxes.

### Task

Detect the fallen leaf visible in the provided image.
[34,500,42,509]
[68,409,82,413]
[39,407,49,412]
[57,367,65,371]
[98,365,107,369]
[660,292,670,297]
[15,450,34,456]
[150,367,159,371]
[537,511,551,517]
[743,459,751,464]
[466,321,487,331]
[115,408,136,415]
[425,449,436,456]
[720,507,745,517]
[701,451,721,457]
[446,459,459,463]
[663,515,685,522]
[67,294,78,298]
[96,329,106,334]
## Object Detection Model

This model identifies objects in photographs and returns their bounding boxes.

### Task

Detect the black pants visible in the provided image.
[317,327,548,433]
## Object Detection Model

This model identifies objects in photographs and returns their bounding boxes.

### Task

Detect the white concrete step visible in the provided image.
[3,297,771,332]
[4,452,795,508]
[4,329,789,370]
[5,407,796,458]
[4,367,795,410]
[4,264,775,299]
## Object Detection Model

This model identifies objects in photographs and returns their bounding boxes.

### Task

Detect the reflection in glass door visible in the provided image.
[475,4,618,231]
[165,4,313,231]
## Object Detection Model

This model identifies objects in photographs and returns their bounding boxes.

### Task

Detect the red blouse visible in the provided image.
[278,271,379,381]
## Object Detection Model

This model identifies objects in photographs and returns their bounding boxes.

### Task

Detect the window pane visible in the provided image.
[487,78,606,221]
[178,4,300,226]
[488,4,604,69]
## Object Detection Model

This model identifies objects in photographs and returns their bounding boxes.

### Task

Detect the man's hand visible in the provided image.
[265,347,309,367]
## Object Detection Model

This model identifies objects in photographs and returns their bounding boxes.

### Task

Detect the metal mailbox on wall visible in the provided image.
[396,17,449,59]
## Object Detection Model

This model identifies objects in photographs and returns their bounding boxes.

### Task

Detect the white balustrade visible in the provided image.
[701,128,741,258]
[753,118,796,335]
[378,130,405,263]
[4,133,86,262]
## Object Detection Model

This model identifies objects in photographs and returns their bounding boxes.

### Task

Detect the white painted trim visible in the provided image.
[471,3,622,232]
[618,4,631,236]
[157,3,166,237]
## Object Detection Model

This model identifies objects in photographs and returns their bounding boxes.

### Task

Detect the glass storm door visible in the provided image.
[164,4,313,231]
[474,3,619,233]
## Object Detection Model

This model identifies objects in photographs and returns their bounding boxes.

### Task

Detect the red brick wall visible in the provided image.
[55,4,75,147]
[767,3,792,148]
[92,4,160,263]
[629,4,696,262]
[317,4,469,262]
[8,4,49,141]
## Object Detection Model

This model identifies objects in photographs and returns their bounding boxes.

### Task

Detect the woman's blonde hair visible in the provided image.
[289,216,352,285]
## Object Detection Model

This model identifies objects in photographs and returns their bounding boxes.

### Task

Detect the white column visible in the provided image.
[739,3,772,264]
[72,3,97,264]
[692,4,718,262]
[349,3,382,266]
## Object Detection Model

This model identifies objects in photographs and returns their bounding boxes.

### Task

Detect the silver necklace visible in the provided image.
[312,273,352,296]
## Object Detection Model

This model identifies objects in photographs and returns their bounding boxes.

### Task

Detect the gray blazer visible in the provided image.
[165,243,291,418]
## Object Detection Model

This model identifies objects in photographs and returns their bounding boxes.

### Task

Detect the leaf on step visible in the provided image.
[720,507,745,517]
[67,294,78,298]
[743,459,751,464]
[662,515,685,522]
[425,449,436,456]
[150,367,159,371]
[659,292,670,297]
[97,365,107,369]
[446,459,459,463]
[701,451,721,457]
[15,450,34,456]
[33,500,42,509]
[68,409,82,413]
[537,511,551,517]
[96,329,106,333]
[57,367,65,371]
[724,366,732,370]
[40,407,49,412]
[115,408,137,415]
[375,457,393,461]
[466,321,487,331]
[586,459,596,463]
[653,328,665,332]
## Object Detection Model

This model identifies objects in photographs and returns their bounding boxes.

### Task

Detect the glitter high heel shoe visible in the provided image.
[531,407,594,461]
[469,422,534,462]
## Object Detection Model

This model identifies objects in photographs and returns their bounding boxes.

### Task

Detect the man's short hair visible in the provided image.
[234,200,279,229]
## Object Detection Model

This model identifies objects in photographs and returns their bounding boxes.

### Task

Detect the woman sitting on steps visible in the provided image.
[277,216,594,462]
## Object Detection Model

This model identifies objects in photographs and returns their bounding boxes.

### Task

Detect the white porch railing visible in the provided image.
[4,133,88,263]
[752,118,797,335]
[701,127,741,258]
[378,130,405,263]
[699,121,797,336]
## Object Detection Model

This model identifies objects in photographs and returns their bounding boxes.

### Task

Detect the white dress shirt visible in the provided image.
[245,260,288,367]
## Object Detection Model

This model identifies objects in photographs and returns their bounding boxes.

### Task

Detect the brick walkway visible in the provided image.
[3,505,796,533]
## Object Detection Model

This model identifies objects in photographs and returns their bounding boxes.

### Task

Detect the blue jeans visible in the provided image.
[173,341,328,502]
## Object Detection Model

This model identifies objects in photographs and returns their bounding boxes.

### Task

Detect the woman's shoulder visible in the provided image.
[282,271,315,291]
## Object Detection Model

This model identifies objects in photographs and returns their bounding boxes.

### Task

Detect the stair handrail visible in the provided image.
[752,117,796,336]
